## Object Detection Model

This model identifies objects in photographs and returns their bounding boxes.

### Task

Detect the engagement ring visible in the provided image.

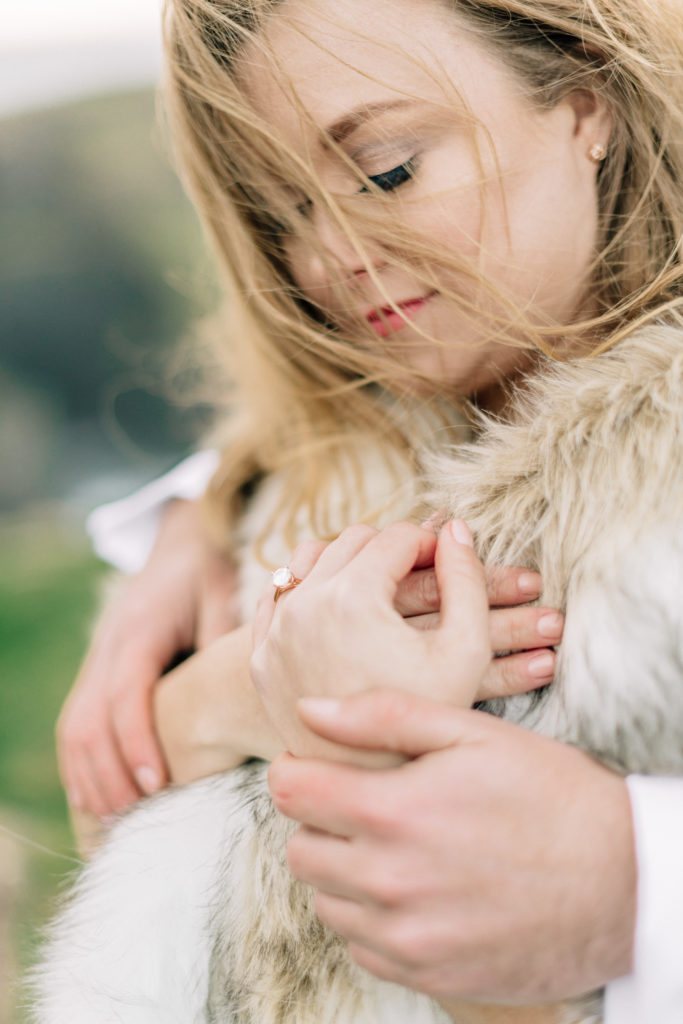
[272,566,302,602]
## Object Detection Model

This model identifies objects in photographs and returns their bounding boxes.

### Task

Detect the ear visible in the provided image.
[566,89,614,159]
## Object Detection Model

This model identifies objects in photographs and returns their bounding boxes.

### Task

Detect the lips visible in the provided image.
[365,292,436,337]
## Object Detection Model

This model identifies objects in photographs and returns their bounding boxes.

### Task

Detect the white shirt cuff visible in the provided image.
[604,775,683,1024]
[86,449,220,574]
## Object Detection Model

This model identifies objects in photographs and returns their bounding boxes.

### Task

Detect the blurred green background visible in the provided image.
[0,87,216,1020]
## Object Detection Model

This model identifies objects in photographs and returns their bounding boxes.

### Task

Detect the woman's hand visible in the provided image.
[251,519,563,759]
[57,499,239,818]
[252,520,491,761]
[268,689,637,1006]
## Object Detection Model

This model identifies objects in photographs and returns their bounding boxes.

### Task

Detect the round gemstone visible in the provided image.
[272,567,294,588]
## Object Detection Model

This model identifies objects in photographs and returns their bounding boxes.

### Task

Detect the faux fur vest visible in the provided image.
[31,327,683,1024]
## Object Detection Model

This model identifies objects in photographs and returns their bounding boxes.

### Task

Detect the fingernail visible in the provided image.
[518,572,541,596]
[528,651,555,679]
[537,612,564,638]
[298,697,341,720]
[135,766,162,795]
[449,519,474,547]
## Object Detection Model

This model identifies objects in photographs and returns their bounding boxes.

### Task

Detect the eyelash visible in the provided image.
[358,156,419,194]
[291,156,418,221]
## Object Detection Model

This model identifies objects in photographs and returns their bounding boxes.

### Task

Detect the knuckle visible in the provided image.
[381,520,414,540]
[111,709,145,748]
[285,832,310,878]
[493,656,519,697]
[518,616,537,649]
[367,868,410,907]
[326,575,359,617]
[418,570,439,610]
[291,539,326,565]
[371,689,418,737]
[502,611,527,650]
[338,523,377,547]
[410,965,456,998]
[400,519,428,537]
[88,796,109,819]
[486,563,521,603]
[108,677,140,706]
[249,645,270,693]
[383,916,430,966]
[57,717,90,750]
[354,788,403,840]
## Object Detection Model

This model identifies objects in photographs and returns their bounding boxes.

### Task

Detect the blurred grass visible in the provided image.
[0,84,218,1019]
[0,514,105,1020]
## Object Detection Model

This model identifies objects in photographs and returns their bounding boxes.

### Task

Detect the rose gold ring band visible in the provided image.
[272,566,302,603]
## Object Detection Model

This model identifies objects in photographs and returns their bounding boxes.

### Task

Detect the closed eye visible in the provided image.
[288,156,418,223]
[359,157,418,194]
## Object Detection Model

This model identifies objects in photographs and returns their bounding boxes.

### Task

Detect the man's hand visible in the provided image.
[269,689,636,1005]
[57,500,239,818]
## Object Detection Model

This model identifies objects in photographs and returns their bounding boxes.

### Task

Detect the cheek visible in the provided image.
[409,145,485,260]
[492,156,599,312]
[403,190,484,277]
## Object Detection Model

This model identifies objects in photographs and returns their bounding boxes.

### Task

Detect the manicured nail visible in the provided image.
[135,766,162,794]
[528,651,555,679]
[298,697,341,720]
[449,519,474,547]
[518,572,542,596]
[537,612,564,639]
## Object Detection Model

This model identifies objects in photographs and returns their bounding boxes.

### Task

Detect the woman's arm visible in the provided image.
[154,623,284,782]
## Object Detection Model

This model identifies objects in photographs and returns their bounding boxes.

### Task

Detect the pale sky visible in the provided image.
[1,1,163,115]
[3,1,161,50]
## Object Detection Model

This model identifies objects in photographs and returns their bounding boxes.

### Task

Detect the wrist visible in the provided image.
[154,626,284,784]
[601,773,637,980]
[569,764,636,991]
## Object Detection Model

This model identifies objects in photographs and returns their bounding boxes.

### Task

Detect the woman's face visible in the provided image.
[241,0,611,408]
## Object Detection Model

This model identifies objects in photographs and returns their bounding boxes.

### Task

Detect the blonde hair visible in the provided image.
[161,0,683,549]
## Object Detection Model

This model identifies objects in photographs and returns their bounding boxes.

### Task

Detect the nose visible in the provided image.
[304,205,375,287]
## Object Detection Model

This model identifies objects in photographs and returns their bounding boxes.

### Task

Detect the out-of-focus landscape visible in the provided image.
[0,81,218,1020]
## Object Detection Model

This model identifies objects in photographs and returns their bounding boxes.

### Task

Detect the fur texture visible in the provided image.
[29,327,683,1024]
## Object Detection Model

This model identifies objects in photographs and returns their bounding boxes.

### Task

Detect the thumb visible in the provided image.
[434,519,490,651]
[297,688,489,757]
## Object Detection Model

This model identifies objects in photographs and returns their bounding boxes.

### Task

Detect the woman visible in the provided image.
[46,0,683,1021]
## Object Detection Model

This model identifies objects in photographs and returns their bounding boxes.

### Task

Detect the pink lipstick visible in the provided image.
[365,294,434,337]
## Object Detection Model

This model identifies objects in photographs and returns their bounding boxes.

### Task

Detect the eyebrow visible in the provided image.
[325,99,418,144]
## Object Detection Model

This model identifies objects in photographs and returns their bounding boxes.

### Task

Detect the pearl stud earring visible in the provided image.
[588,143,608,163]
